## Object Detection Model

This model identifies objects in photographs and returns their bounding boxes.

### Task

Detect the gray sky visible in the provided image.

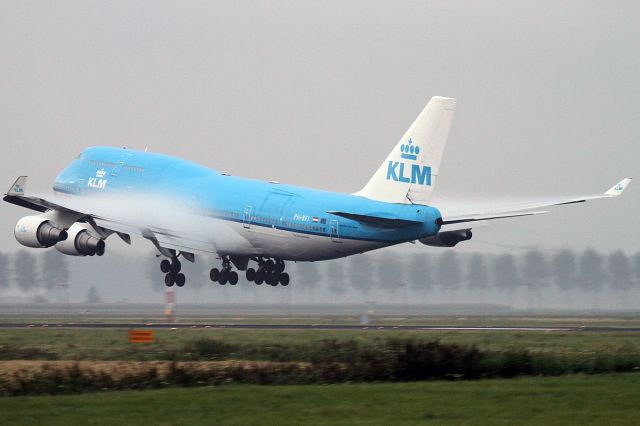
[1,1,638,256]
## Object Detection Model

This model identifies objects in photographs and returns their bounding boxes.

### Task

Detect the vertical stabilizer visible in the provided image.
[355,96,456,204]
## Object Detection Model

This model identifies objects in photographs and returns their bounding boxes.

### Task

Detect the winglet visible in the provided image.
[604,178,632,197]
[6,176,28,196]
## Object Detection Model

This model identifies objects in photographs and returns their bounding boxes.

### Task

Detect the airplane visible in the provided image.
[3,96,631,288]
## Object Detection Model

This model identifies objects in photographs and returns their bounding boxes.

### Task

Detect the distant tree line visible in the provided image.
[0,248,639,309]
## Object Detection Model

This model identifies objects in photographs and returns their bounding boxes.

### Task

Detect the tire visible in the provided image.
[279,272,290,286]
[172,260,182,273]
[160,259,171,273]
[209,268,220,282]
[219,270,228,285]
[164,273,174,287]
[246,268,256,282]
[275,261,285,274]
[267,273,279,286]
[229,271,238,285]
[255,271,264,285]
[176,273,186,287]
[264,259,275,272]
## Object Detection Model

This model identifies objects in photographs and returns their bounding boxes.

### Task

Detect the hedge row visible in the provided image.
[1,339,639,396]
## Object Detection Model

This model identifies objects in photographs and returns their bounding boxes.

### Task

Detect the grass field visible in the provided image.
[2,327,639,361]
[1,374,639,425]
[3,313,640,327]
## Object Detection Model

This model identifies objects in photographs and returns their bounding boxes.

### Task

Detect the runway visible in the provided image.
[1,323,640,332]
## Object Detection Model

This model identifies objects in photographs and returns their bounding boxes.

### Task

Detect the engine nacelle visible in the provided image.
[14,215,68,248]
[419,229,472,247]
[55,223,105,256]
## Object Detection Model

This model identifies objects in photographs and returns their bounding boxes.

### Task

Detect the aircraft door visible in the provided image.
[330,220,340,242]
[243,205,253,229]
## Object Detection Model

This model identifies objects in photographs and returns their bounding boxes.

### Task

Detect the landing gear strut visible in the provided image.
[209,257,238,286]
[161,257,185,287]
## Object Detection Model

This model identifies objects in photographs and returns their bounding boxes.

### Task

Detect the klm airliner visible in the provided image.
[3,97,631,288]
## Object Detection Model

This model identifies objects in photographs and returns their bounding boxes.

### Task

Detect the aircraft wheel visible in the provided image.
[255,270,264,285]
[164,273,175,287]
[172,260,182,273]
[209,268,220,282]
[229,271,239,285]
[175,273,186,287]
[264,259,275,272]
[275,261,285,274]
[219,270,228,285]
[279,272,290,286]
[246,268,256,282]
[160,259,172,273]
[267,273,279,286]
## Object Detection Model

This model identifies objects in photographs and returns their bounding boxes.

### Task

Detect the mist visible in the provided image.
[1,2,638,308]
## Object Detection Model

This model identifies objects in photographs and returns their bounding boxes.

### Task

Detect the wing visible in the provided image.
[3,176,217,255]
[439,178,631,225]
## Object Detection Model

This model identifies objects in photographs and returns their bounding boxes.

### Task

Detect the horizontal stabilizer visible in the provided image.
[327,211,421,228]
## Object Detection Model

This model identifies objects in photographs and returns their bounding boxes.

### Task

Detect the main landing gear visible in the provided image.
[209,257,239,285]
[208,257,290,287]
[160,257,186,287]
[246,259,289,287]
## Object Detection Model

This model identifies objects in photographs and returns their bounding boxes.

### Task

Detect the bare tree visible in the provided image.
[493,254,518,306]
[0,251,9,299]
[325,259,347,299]
[607,251,633,309]
[85,286,102,304]
[576,249,607,309]
[349,254,374,302]
[13,250,40,299]
[146,256,165,293]
[295,261,322,302]
[407,253,433,304]
[551,249,577,309]
[466,253,490,303]
[376,252,406,304]
[522,249,550,309]
[41,249,70,302]
[437,251,461,303]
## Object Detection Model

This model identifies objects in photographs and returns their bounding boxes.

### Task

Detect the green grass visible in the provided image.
[1,374,639,425]
[3,313,640,327]
[2,327,640,360]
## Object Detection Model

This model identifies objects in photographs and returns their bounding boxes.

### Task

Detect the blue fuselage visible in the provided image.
[53,147,441,260]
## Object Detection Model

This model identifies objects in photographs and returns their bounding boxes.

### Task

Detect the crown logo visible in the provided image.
[96,168,106,178]
[400,138,420,160]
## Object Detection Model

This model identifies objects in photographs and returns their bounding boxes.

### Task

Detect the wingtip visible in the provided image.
[604,178,632,197]
[6,176,28,196]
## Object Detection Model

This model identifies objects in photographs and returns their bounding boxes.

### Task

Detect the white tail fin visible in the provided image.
[355,96,456,205]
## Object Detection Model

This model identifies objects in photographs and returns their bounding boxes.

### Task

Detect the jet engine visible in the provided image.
[55,223,105,256]
[419,229,472,247]
[14,215,68,248]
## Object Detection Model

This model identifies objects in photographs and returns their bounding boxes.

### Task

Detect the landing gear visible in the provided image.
[209,257,290,287]
[209,257,239,285]
[162,257,185,287]
[249,258,289,286]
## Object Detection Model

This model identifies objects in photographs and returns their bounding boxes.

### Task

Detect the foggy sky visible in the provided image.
[1,1,638,258]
